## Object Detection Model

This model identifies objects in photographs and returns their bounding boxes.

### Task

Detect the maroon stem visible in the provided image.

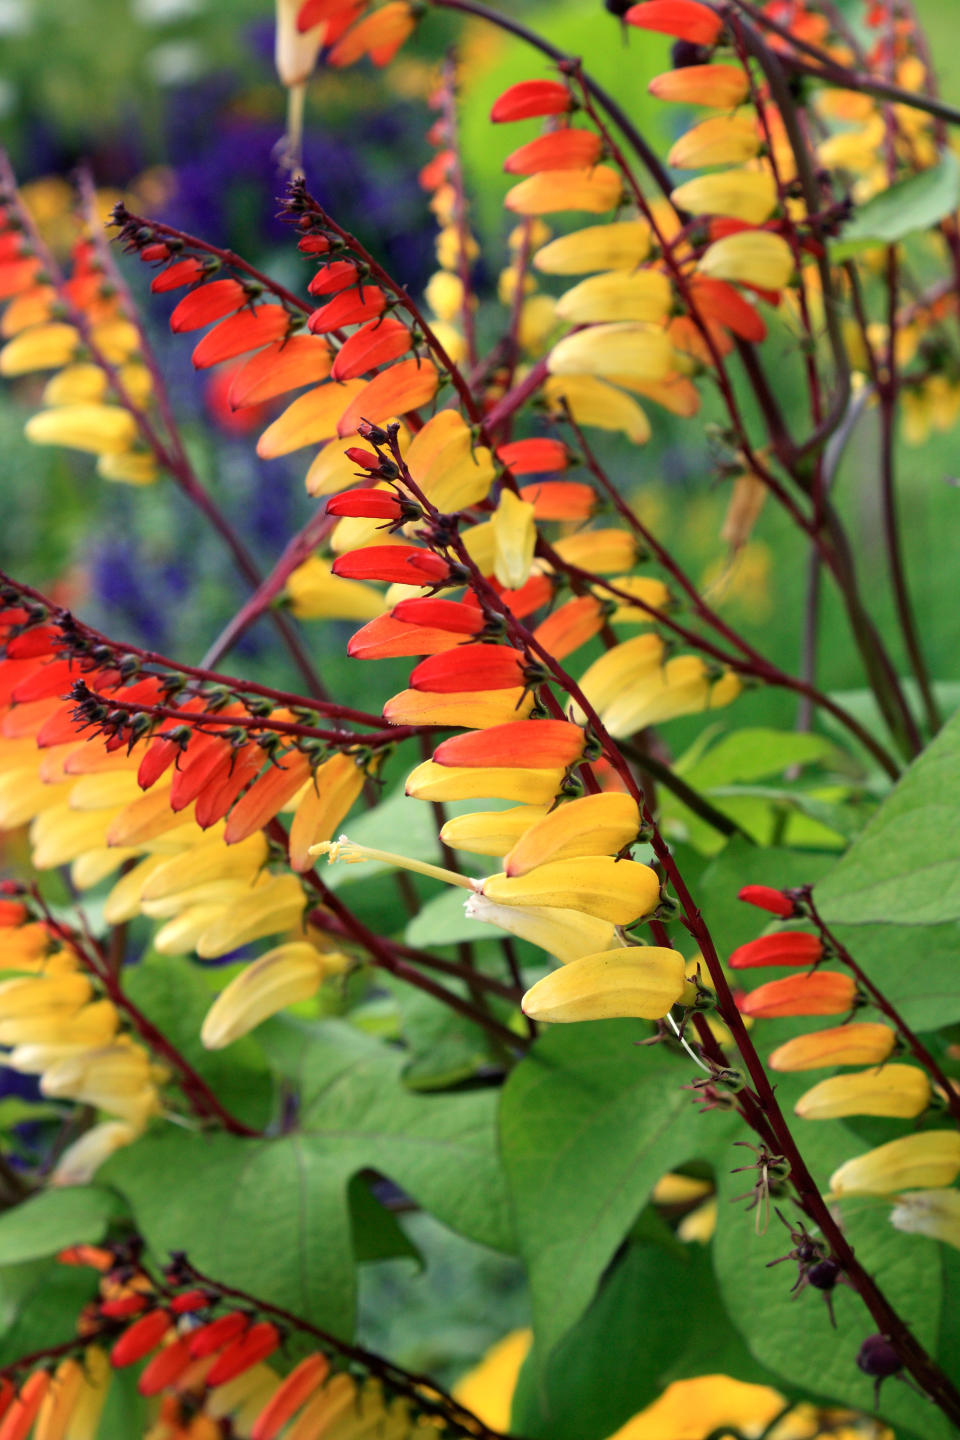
[385,441,960,1423]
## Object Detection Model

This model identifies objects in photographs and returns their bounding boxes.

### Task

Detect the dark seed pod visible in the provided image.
[807,1258,841,1291]
[671,39,712,67]
[856,1334,902,1379]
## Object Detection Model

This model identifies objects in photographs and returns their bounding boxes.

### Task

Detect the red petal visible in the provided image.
[624,1,724,45]
[297,0,359,31]
[687,276,766,343]
[187,1312,249,1360]
[497,437,570,475]
[433,719,584,768]
[491,80,573,123]
[228,335,332,408]
[331,317,412,381]
[10,657,82,702]
[391,597,484,633]
[409,644,526,693]
[504,129,603,175]
[0,257,42,300]
[307,287,387,333]
[150,257,207,293]
[194,745,264,829]
[347,614,465,660]
[169,278,249,332]
[307,260,362,297]
[738,884,796,918]
[6,625,59,659]
[331,545,451,586]
[336,357,439,436]
[326,488,404,519]
[138,1337,193,1397]
[111,1310,173,1367]
[192,306,292,368]
[729,932,823,969]
[205,1323,280,1388]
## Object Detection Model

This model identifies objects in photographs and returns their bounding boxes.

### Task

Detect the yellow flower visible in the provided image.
[439,805,550,857]
[543,375,651,444]
[288,752,366,874]
[453,1330,532,1433]
[201,941,329,1049]
[493,489,536,589]
[465,890,616,962]
[405,759,564,805]
[550,528,638,574]
[97,451,158,486]
[0,321,79,375]
[830,1131,960,1197]
[52,1120,139,1186]
[668,114,760,170]
[890,1189,960,1251]
[521,945,686,1022]
[24,403,139,455]
[555,270,672,326]
[533,220,651,275]
[768,1022,896,1072]
[548,323,675,384]
[794,1064,930,1120]
[382,686,535,729]
[698,231,794,290]
[424,270,466,321]
[193,873,306,958]
[606,575,671,624]
[42,362,108,406]
[606,1375,787,1440]
[286,555,384,621]
[504,792,641,876]
[671,169,778,223]
[481,855,660,925]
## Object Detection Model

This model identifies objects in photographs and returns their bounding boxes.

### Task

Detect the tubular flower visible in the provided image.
[432,720,585,771]
[737,884,797,918]
[829,1132,960,1198]
[698,232,795,292]
[648,64,750,108]
[505,167,624,217]
[201,943,331,1049]
[439,805,550,857]
[728,931,824,969]
[668,115,761,171]
[504,792,640,875]
[480,856,660,925]
[492,489,537,590]
[521,946,686,1023]
[768,1023,897,1072]
[625,0,725,45]
[554,271,672,326]
[794,1065,931,1121]
[670,170,778,224]
[738,971,858,1019]
[464,891,616,963]
[491,80,573,123]
[547,323,675,384]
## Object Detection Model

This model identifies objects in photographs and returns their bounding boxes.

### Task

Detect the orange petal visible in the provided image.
[192,306,292,368]
[169,278,249,332]
[433,719,585,769]
[336,357,439,436]
[504,129,603,176]
[330,317,412,380]
[256,379,366,457]
[491,80,573,123]
[228,334,333,407]
[625,0,724,45]
[519,480,596,521]
[223,751,312,844]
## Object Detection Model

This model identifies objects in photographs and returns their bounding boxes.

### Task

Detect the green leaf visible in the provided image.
[712,1118,955,1440]
[816,705,960,925]
[0,1187,116,1266]
[348,1176,421,1267]
[105,1021,511,1337]
[511,1224,786,1440]
[384,974,500,1092]
[0,1259,99,1369]
[125,953,274,1129]
[831,152,960,259]
[499,1023,740,1363]
[678,728,834,789]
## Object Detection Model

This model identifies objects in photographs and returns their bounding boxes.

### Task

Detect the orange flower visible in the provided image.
[497,437,570,474]
[307,286,387,333]
[433,719,585,770]
[331,545,452,586]
[330,317,412,380]
[228,335,332,408]
[409,643,527,693]
[648,64,750,108]
[504,130,604,176]
[336,357,439,435]
[169,278,249,332]
[192,306,292,369]
[738,971,857,1018]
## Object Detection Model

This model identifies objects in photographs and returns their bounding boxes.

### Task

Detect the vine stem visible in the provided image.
[801,890,960,1129]
[383,438,960,1425]
[0,571,386,728]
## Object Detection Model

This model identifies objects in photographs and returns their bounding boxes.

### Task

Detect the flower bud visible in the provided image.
[794,1064,930,1121]
[729,932,822,969]
[830,1131,960,1197]
[737,884,796,918]
[521,946,686,1023]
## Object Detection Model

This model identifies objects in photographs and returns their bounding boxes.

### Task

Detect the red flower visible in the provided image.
[490,80,573,123]
[409,643,528,693]
[169,278,249,332]
[624,1,724,45]
[331,546,451,586]
[738,883,796,918]
[331,317,412,381]
[192,306,292,369]
[729,932,823,969]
